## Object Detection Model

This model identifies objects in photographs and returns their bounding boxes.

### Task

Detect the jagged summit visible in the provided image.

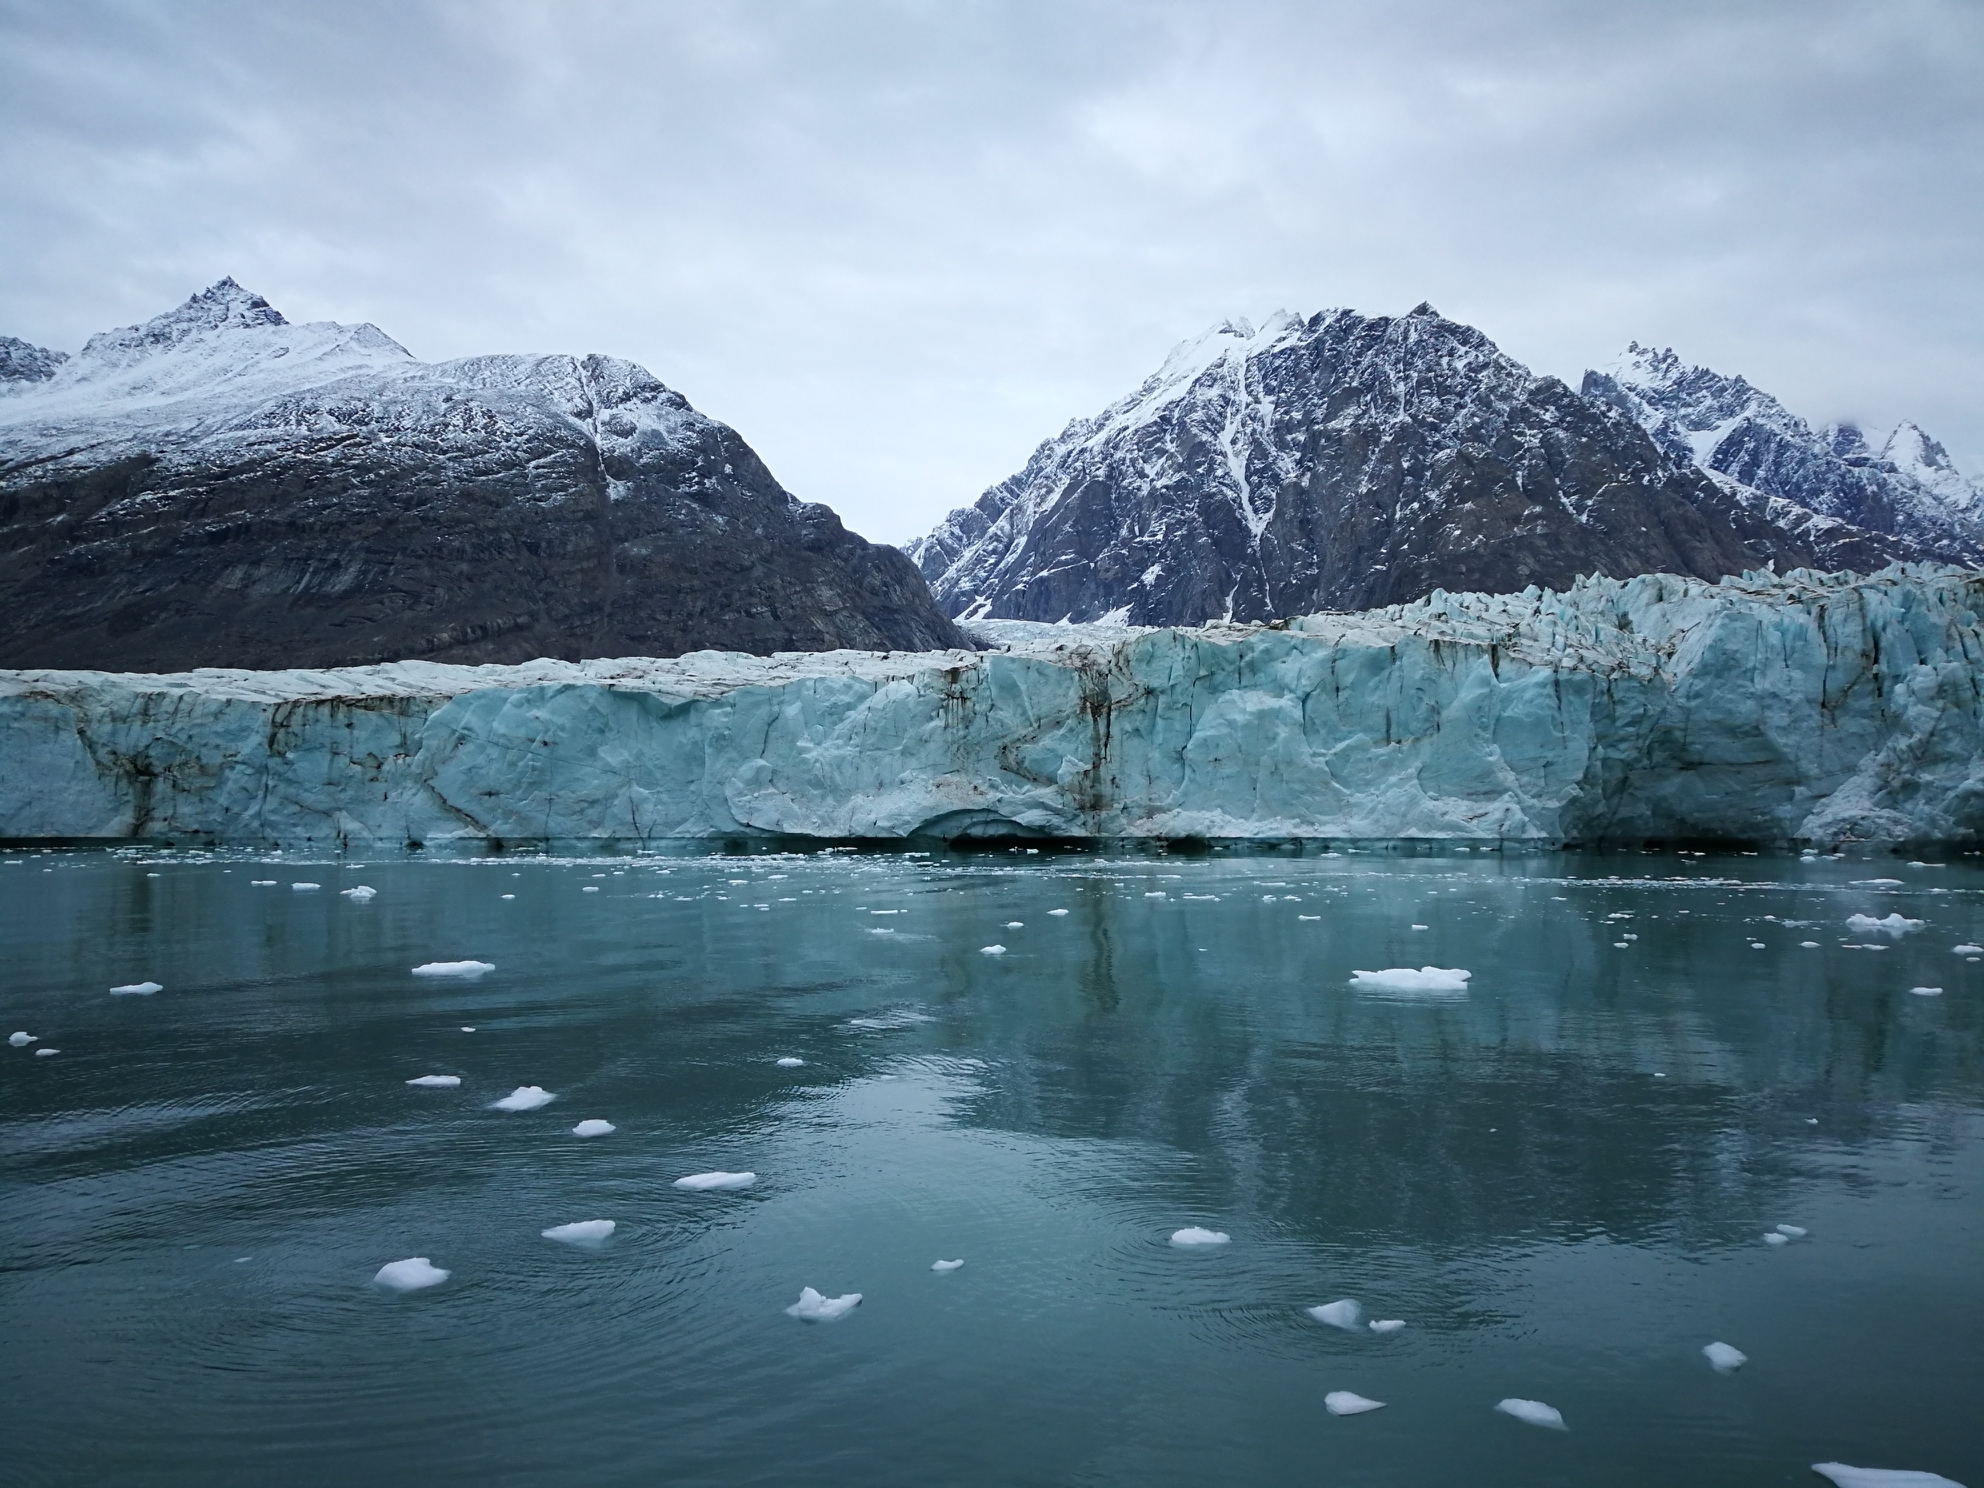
[0,335,68,383]
[1584,345,1981,559]
[0,281,962,669]
[907,303,1894,626]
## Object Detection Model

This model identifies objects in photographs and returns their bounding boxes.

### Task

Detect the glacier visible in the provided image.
[3,564,1983,848]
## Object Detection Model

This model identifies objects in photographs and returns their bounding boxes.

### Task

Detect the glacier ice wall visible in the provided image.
[3,565,1983,847]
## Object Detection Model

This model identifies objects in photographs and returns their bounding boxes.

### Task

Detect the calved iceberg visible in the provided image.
[2,565,1982,846]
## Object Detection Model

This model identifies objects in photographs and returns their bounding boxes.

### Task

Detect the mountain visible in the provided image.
[0,336,67,383]
[1582,344,1983,563]
[906,306,1923,626]
[0,279,963,670]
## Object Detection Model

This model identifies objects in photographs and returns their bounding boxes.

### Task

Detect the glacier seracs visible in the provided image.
[4,565,1984,846]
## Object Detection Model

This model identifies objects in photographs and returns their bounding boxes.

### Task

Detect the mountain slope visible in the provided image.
[1581,344,1982,562]
[907,306,1916,626]
[0,280,963,670]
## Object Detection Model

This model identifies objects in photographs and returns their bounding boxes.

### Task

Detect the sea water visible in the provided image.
[1,845,1980,1487]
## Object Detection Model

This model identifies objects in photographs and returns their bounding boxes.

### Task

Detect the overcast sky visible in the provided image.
[3,0,1980,543]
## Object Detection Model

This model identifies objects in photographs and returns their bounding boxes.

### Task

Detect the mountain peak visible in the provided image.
[1406,301,1441,319]
[76,278,288,368]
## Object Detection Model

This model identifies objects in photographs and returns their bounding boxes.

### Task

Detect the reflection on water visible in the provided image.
[1,846,1979,1488]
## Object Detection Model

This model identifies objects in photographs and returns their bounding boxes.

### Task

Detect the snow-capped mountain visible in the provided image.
[0,279,962,669]
[907,305,1921,625]
[1582,344,1982,561]
[0,335,67,382]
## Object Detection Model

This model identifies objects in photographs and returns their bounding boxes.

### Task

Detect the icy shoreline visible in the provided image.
[4,565,1983,847]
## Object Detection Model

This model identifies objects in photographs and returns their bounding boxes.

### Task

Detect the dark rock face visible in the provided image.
[0,336,67,383]
[907,307,1932,625]
[1582,344,1983,563]
[0,280,963,670]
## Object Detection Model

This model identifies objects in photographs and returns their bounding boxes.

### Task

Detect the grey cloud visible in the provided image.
[2,0,1979,542]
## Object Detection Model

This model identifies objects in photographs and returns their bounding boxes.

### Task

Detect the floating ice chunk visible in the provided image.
[9,1031,33,1046]
[374,1257,449,1291]
[460,1026,476,1033]
[1751,941,1767,949]
[1704,1341,1748,1372]
[1846,913,1924,936]
[291,882,320,891]
[1802,941,1821,947]
[582,886,600,893]
[786,1286,861,1321]
[1048,908,1069,916]
[1299,914,1320,921]
[1350,966,1471,994]
[776,1057,805,1068]
[1325,1391,1386,1415]
[1368,1319,1407,1335]
[251,879,276,885]
[1004,921,1024,928]
[1910,986,1944,997]
[340,886,376,900]
[1307,1299,1362,1329]
[1496,1398,1566,1430]
[1169,1227,1230,1247]
[674,1171,756,1191]
[1150,892,1170,900]
[35,1047,57,1056]
[1812,1466,1967,1488]
[500,893,515,899]
[1776,1224,1807,1237]
[406,1075,461,1088]
[109,981,162,995]
[1764,1231,1790,1246]
[1852,879,1904,887]
[411,960,494,978]
[542,1220,615,1243]
[493,1085,554,1111]
[931,1258,964,1272]
[1953,944,1983,955]
[980,945,1006,955]
[572,1119,616,1137]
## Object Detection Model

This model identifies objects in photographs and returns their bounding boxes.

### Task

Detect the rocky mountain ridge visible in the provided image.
[909,306,1971,625]
[0,279,963,670]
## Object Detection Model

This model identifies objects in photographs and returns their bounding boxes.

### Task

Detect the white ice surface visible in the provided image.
[374,1257,449,1291]
[1307,1299,1363,1330]
[1495,1398,1567,1429]
[411,960,495,978]
[674,1171,756,1191]
[1349,967,1471,993]
[542,1220,615,1243]
[493,1085,554,1111]
[405,1075,461,1088]
[290,882,320,891]
[1368,1319,1407,1335]
[340,885,376,900]
[1910,986,1944,996]
[1846,913,1924,936]
[1765,1232,1791,1245]
[786,1287,861,1321]
[1169,1227,1230,1247]
[109,981,161,995]
[1704,1341,1748,1372]
[35,1047,57,1056]
[980,945,1006,955]
[9,1031,33,1046]
[931,1258,965,1271]
[776,1057,805,1067]
[1812,1465,1967,1488]
[572,1119,616,1137]
[1325,1392,1386,1415]
[1776,1224,1808,1237]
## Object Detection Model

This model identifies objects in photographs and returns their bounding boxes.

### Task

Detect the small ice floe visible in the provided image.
[340,886,376,900]
[582,886,600,893]
[251,879,277,885]
[786,1287,861,1321]
[1910,986,1944,997]
[1751,941,1768,950]
[1813,1467,1967,1488]
[542,1219,615,1244]
[1615,941,1631,949]
[36,1048,57,1056]
[500,893,515,900]
[572,1119,616,1137]
[1048,908,1069,916]
[1324,1392,1386,1416]
[1169,1227,1230,1247]
[1852,879,1904,887]
[1764,1231,1791,1246]
[291,882,320,891]
[776,1056,805,1068]
[460,1026,476,1033]
[1149,892,1170,900]
[1953,943,1983,955]
[1703,1341,1748,1372]
[1368,1319,1407,1335]
[1004,921,1024,928]
[9,1031,34,1046]
[374,1257,449,1291]
[932,1258,965,1272]
[1300,914,1320,921]
[405,1075,461,1088]
[1349,967,1471,994]
[674,1171,756,1191]
[1802,941,1821,948]
[1308,1299,1362,1329]
[411,961,495,978]
[109,981,162,996]
[1495,1398,1567,1430]
[1846,913,1924,936]
[1776,1224,1807,1237]
[493,1086,555,1111]
[980,945,1006,955]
